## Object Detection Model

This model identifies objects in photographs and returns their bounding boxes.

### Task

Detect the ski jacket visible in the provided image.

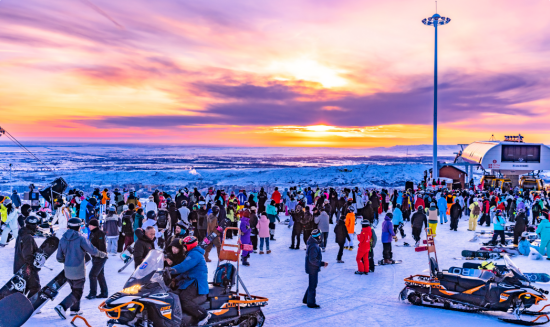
[14,227,38,274]
[57,229,99,280]
[101,191,109,205]
[266,204,278,216]
[493,215,506,231]
[272,191,282,204]
[302,211,314,230]
[392,208,403,225]
[357,227,372,249]
[172,247,208,294]
[89,227,107,252]
[381,215,395,243]
[514,213,528,233]
[178,206,190,224]
[305,236,325,274]
[11,193,21,208]
[315,211,330,233]
[437,197,447,212]
[411,210,428,229]
[206,213,219,235]
[414,197,425,210]
[133,229,155,269]
[237,193,247,205]
[370,194,380,208]
[334,219,350,244]
[103,213,121,237]
[428,207,439,223]
[536,218,550,246]
[197,208,208,230]
[257,215,270,238]
[345,212,355,234]
[518,239,531,256]
[144,201,157,215]
[240,216,251,246]
[450,203,461,219]
[291,208,304,233]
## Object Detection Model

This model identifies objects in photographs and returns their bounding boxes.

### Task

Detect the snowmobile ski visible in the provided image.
[0,235,59,300]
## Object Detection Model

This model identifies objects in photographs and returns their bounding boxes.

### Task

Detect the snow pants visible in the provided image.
[382,242,392,260]
[439,211,447,224]
[491,230,506,245]
[176,283,208,321]
[450,217,459,231]
[393,224,405,238]
[269,222,276,239]
[59,278,85,311]
[303,229,312,245]
[469,216,478,231]
[204,237,221,259]
[356,246,370,273]
[0,219,18,245]
[291,228,301,249]
[25,269,41,299]
[345,233,355,247]
[412,227,422,243]
[303,272,318,306]
[89,257,108,296]
[107,236,118,254]
[539,239,550,256]
[428,222,438,236]
[337,243,345,261]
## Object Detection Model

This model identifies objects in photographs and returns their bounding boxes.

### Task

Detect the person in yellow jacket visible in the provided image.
[427,202,439,236]
[469,199,481,231]
[0,196,10,223]
[344,206,356,250]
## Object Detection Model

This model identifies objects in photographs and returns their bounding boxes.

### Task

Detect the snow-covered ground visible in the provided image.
[0,215,547,327]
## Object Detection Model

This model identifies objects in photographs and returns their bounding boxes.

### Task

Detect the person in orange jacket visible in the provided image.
[356,219,372,275]
[344,206,356,250]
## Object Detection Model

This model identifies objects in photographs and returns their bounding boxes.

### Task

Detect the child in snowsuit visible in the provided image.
[381,213,397,264]
[356,220,372,275]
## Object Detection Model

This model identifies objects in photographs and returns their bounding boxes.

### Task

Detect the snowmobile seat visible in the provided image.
[208,284,230,298]
[437,272,459,284]
[456,275,486,291]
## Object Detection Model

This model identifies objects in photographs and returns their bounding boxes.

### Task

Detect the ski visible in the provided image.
[0,236,59,301]
[0,293,34,327]
[118,256,134,273]
[29,253,92,312]
[395,242,411,247]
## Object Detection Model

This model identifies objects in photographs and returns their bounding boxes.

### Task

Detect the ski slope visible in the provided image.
[0,215,547,327]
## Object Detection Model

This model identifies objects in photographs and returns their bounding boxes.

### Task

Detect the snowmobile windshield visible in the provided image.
[504,255,529,283]
[126,250,165,287]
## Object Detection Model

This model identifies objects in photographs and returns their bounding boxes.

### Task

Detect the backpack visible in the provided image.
[213,263,236,288]
[473,204,481,216]
[157,210,169,229]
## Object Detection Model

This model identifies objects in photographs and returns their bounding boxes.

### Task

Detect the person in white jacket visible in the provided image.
[51,204,71,235]
[0,199,19,246]
[144,196,158,215]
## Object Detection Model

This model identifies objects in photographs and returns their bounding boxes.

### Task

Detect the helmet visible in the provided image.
[68,218,82,229]
[212,205,220,215]
[181,200,188,207]
[176,220,189,230]
[311,229,322,243]
[362,219,371,227]
[181,236,198,252]
[25,213,39,226]
[347,206,355,213]
[147,210,157,220]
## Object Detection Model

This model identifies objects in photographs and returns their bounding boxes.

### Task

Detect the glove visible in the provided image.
[393,236,398,241]
[34,254,46,268]
[97,251,108,259]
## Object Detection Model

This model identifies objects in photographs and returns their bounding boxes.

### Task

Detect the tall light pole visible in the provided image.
[422,13,450,181]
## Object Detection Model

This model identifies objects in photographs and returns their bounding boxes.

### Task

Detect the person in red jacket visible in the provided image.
[355,220,372,275]
[271,187,282,213]
[414,193,425,211]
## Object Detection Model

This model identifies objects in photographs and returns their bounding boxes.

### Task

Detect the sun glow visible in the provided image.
[270,58,348,88]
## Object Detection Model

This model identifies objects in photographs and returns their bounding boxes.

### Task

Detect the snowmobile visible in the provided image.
[400,229,550,325]
[99,228,268,327]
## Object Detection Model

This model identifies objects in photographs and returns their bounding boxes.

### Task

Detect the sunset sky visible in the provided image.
[1,0,550,147]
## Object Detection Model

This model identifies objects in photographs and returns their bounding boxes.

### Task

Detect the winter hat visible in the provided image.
[311,229,322,242]
[147,210,157,220]
[385,213,393,219]
[68,218,82,230]
[108,206,116,213]
[25,213,39,226]
[88,219,99,227]
[123,205,129,211]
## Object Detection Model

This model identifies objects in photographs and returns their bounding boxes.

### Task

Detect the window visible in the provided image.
[501,145,541,163]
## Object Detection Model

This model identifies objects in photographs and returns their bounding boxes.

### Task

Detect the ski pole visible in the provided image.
[42,265,53,271]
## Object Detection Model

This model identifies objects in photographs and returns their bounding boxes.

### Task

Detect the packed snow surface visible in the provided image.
[0,217,547,326]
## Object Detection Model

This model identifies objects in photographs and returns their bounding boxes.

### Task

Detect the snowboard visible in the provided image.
[479,246,520,255]
[395,243,411,247]
[450,266,550,283]
[0,292,34,327]
[375,259,402,266]
[29,253,92,311]
[461,250,502,260]
[0,236,59,301]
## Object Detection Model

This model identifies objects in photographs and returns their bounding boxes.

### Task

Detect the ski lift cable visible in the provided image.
[0,127,55,171]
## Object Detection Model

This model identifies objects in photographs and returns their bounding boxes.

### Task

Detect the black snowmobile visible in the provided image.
[400,252,550,325]
[100,231,267,327]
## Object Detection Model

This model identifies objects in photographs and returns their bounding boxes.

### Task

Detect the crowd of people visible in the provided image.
[0,181,549,318]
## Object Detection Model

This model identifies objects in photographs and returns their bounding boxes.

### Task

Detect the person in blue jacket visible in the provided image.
[11,190,21,208]
[437,195,448,224]
[392,204,405,238]
[490,210,506,246]
[169,236,210,325]
[536,215,550,257]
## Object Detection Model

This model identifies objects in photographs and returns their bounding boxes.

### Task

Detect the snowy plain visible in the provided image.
[0,215,547,327]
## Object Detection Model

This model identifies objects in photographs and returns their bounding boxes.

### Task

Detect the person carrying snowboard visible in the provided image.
[55,218,107,319]
[355,220,372,275]
[13,213,41,298]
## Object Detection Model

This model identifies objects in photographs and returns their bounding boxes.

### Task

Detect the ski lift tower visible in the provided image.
[422,11,451,180]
